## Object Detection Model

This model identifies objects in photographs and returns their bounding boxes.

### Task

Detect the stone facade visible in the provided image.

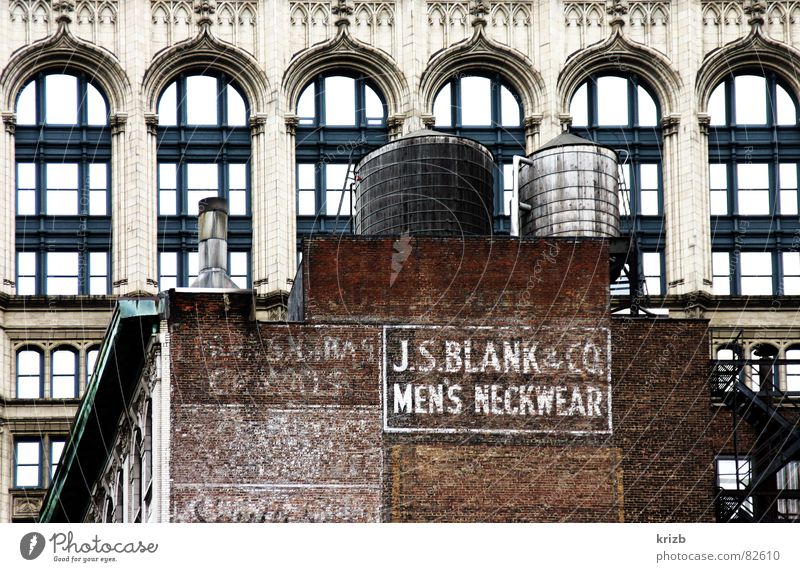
[4,0,800,521]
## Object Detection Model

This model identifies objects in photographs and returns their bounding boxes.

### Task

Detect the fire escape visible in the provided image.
[710,350,800,522]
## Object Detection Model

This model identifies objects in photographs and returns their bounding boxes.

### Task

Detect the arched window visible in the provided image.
[569,74,665,295]
[295,73,388,237]
[15,72,111,295]
[51,347,78,398]
[16,347,43,398]
[156,72,251,289]
[708,72,800,296]
[432,73,525,230]
[750,343,779,393]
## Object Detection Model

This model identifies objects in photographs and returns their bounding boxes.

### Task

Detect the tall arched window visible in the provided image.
[15,72,111,295]
[569,74,665,295]
[432,73,525,231]
[51,347,78,398]
[708,72,800,296]
[295,73,388,237]
[156,72,251,289]
[16,347,43,398]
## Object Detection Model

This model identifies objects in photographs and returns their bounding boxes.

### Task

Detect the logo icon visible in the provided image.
[20,532,45,560]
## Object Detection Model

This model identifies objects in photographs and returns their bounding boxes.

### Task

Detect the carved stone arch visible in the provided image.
[557,27,682,116]
[696,27,800,112]
[142,26,270,114]
[282,26,408,117]
[491,3,510,24]
[702,2,721,23]
[420,25,544,117]
[0,24,131,112]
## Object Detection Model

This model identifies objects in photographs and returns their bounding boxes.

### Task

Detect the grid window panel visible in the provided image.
[159,252,178,291]
[639,164,659,215]
[17,349,42,398]
[228,164,247,215]
[51,349,77,398]
[780,163,798,215]
[297,163,317,216]
[618,163,632,217]
[89,163,108,216]
[783,252,800,295]
[642,252,663,295]
[46,163,79,215]
[46,252,79,295]
[717,458,751,489]
[187,163,219,215]
[16,252,37,295]
[737,163,770,215]
[158,163,177,215]
[709,163,729,215]
[740,252,773,295]
[786,349,800,392]
[502,163,514,216]
[89,252,109,295]
[712,252,731,295]
[229,252,249,288]
[325,164,352,216]
[17,162,36,215]
[14,441,42,487]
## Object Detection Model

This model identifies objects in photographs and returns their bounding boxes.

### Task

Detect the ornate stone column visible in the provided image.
[1,112,16,295]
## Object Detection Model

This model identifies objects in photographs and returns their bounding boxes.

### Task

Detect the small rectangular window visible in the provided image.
[89,252,108,295]
[46,163,79,215]
[740,252,773,295]
[229,252,249,289]
[783,252,800,295]
[642,252,663,295]
[228,163,247,215]
[737,163,770,215]
[717,457,751,489]
[712,252,731,295]
[325,164,352,216]
[780,163,798,215]
[187,163,219,215]
[158,163,177,216]
[159,252,178,291]
[16,252,37,295]
[709,164,729,215]
[46,252,79,295]
[297,163,317,216]
[14,440,42,488]
[17,162,36,215]
[17,349,42,398]
[89,163,108,216]
[639,164,659,215]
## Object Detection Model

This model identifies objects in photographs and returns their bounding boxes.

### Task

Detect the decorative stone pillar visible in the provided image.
[250,112,270,293]
[387,114,405,139]
[524,114,543,153]
[1,112,16,295]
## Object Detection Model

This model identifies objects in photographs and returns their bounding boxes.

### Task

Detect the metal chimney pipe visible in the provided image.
[190,197,240,289]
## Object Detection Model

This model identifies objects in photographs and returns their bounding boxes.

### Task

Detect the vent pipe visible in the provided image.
[190,197,239,289]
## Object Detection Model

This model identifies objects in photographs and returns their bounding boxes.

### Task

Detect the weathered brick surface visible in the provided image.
[611,317,716,522]
[301,236,609,326]
[387,445,622,522]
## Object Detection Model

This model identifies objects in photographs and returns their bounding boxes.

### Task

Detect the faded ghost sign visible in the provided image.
[382,325,612,435]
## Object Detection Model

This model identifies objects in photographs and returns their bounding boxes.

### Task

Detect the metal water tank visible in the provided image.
[519,133,620,238]
[354,130,494,236]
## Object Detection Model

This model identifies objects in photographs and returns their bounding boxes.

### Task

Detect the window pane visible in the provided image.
[17,81,36,125]
[18,252,36,276]
[17,441,40,464]
[47,163,78,189]
[740,252,773,295]
[47,277,79,295]
[365,84,384,123]
[159,164,177,215]
[570,83,588,127]
[712,252,731,295]
[229,163,246,189]
[618,163,631,217]
[159,191,176,216]
[186,75,219,125]
[188,252,199,283]
[229,252,248,288]
[47,252,79,295]
[18,350,40,375]
[735,75,766,124]
[637,86,657,126]
[500,86,520,127]
[89,164,107,189]
[710,164,729,215]
[51,440,66,478]
[639,164,659,215]
[717,459,751,489]
[326,190,352,216]
[597,76,629,126]
[433,83,452,127]
[158,82,177,126]
[87,83,107,126]
[45,74,78,124]
[87,349,99,381]
[298,191,316,216]
[229,191,246,216]
[90,253,108,277]
[53,350,75,375]
[642,252,662,295]
[737,163,770,215]
[297,84,315,124]
[226,84,246,126]
[326,164,350,191]
[298,163,316,189]
[776,84,796,126]
[708,83,726,126]
[460,76,492,126]
[780,163,798,215]
[502,163,514,215]
[17,163,36,215]
[187,164,219,214]
[160,252,177,278]
[159,163,176,189]
[324,76,356,126]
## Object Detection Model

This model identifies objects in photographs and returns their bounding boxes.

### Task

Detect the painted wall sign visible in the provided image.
[382,325,612,435]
